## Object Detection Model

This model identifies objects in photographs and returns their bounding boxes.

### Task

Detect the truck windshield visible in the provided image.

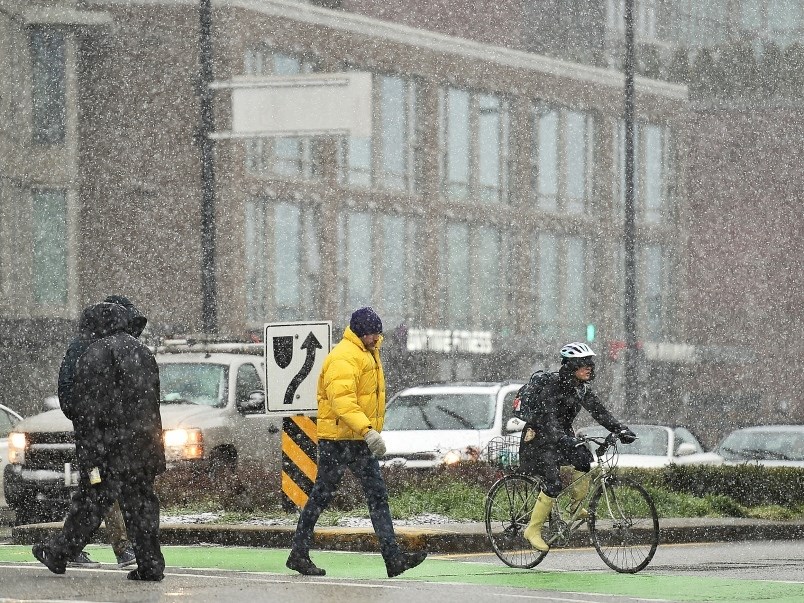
[384,393,496,430]
[159,363,228,408]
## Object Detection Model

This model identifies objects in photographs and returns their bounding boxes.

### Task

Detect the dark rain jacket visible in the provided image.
[72,302,166,477]
[518,367,626,451]
[58,298,149,422]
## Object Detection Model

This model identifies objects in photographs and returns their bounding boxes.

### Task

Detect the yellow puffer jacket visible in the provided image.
[316,327,386,440]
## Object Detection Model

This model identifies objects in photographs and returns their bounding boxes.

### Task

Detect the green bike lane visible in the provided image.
[1,544,803,603]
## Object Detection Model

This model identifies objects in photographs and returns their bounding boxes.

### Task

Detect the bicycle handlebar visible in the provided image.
[578,431,637,458]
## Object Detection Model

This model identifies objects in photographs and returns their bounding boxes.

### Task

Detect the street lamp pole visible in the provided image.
[623,0,638,416]
[199,0,217,333]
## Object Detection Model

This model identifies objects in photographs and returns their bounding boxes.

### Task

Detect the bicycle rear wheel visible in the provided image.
[588,477,659,573]
[484,473,547,569]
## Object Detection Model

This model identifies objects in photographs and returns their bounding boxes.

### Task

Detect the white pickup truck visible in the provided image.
[3,341,281,524]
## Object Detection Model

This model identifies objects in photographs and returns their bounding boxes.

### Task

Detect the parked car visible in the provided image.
[714,425,804,468]
[577,423,722,468]
[3,341,281,524]
[379,381,525,469]
[0,403,23,507]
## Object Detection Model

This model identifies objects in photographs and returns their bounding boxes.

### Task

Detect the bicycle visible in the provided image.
[483,431,659,573]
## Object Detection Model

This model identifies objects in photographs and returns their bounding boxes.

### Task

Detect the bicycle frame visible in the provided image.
[544,435,616,546]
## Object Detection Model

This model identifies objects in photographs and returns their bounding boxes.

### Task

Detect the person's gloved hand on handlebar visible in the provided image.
[618,428,637,444]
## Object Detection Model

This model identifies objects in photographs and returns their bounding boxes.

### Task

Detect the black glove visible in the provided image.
[618,428,637,444]
[559,434,582,449]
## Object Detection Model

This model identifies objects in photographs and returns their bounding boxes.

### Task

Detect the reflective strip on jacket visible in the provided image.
[316,326,386,440]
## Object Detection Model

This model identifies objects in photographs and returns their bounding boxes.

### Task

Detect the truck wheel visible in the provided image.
[208,447,237,481]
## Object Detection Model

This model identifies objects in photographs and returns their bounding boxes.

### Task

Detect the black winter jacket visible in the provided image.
[518,366,625,447]
[72,302,166,476]
[58,298,149,422]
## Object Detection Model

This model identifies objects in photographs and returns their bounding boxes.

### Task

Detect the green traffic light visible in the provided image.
[586,324,596,342]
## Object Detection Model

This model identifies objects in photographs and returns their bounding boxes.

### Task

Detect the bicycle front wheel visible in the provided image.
[589,477,659,573]
[484,473,547,569]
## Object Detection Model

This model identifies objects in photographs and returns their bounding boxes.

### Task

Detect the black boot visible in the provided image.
[32,543,67,575]
[386,551,427,578]
[127,569,164,581]
[286,550,326,576]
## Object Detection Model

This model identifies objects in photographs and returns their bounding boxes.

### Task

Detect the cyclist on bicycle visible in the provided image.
[514,342,636,551]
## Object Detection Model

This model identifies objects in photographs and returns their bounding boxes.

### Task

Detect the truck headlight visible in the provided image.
[163,428,203,461]
[442,449,463,466]
[8,431,27,464]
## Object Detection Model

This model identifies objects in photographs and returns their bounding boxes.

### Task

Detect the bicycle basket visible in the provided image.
[484,435,521,471]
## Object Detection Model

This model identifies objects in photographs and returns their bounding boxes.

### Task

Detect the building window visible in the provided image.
[614,120,672,223]
[606,0,657,38]
[530,233,587,339]
[333,211,423,327]
[612,242,671,341]
[379,214,423,330]
[643,244,668,340]
[244,199,320,324]
[439,87,509,203]
[341,74,418,192]
[440,222,508,329]
[243,50,319,180]
[336,211,374,317]
[741,0,802,45]
[30,27,66,145]
[532,105,594,214]
[32,189,67,305]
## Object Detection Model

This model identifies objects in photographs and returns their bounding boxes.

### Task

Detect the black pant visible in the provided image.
[291,440,402,563]
[47,468,164,578]
[521,439,593,498]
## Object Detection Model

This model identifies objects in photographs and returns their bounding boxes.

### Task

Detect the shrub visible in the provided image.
[155,460,804,519]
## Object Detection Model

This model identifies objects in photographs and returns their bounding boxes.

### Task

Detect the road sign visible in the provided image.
[264,321,331,415]
[209,72,372,138]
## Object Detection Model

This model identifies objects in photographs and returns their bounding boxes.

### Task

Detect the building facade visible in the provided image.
[3,1,691,432]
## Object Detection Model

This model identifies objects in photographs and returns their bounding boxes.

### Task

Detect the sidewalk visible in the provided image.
[7,514,804,554]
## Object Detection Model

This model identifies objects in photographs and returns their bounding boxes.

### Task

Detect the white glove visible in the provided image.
[364,428,386,457]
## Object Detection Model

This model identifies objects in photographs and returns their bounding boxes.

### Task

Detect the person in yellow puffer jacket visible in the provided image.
[286,307,427,579]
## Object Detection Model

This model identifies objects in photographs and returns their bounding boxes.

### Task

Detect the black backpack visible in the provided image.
[512,370,551,424]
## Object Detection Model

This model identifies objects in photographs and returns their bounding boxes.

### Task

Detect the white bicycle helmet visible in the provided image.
[560,342,596,359]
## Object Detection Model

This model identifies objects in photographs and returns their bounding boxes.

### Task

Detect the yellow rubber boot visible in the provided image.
[569,470,590,519]
[523,492,554,552]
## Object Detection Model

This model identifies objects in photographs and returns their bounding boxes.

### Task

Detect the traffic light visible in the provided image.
[586,323,596,342]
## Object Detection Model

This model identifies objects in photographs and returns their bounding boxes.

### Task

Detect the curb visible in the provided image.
[11,519,804,554]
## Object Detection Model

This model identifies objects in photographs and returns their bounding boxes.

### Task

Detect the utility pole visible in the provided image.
[199,0,217,333]
[623,0,638,417]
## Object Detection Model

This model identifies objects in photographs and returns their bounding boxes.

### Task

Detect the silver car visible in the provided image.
[578,424,722,468]
[714,425,804,468]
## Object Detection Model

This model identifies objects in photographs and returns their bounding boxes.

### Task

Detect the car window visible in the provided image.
[718,430,804,461]
[0,408,15,438]
[384,393,496,430]
[673,427,703,454]
[580,425,668,456]
[500,389,519,427]
[159,363,228,407]
[235,363,263,406]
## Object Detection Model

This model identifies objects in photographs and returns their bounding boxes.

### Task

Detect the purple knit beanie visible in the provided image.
[350,307,383,337]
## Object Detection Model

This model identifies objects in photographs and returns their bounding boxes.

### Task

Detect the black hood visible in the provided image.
[104,295,147,337]
[79,302,130,339]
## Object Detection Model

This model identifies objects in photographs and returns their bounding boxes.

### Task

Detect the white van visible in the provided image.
[380,381,525,469]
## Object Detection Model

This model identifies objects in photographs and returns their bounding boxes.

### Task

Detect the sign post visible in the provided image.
[264,321,331,510]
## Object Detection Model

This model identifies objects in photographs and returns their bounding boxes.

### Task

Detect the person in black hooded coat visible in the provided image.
[33,300,166,581]
[56,296,143,568]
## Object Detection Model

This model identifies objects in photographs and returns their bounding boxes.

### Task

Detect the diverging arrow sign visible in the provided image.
[283,332,322,405]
